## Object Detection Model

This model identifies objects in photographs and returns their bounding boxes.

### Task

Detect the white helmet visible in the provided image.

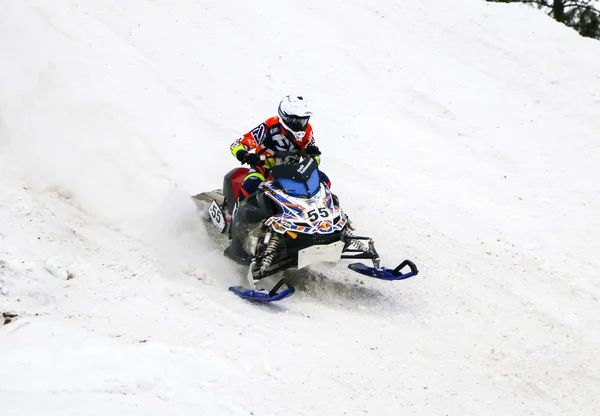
[278,95,312,141]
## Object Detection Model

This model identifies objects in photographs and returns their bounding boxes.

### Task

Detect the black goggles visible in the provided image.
[282,114,310,132]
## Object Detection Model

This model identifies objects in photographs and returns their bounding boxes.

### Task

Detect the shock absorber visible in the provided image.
[260,233,281,272]
[343,219,369,253]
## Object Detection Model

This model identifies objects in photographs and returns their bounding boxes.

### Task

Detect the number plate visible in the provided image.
[297,241,344,269]
[208,200,226,233]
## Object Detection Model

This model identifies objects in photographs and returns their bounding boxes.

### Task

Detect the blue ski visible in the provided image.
[228,281,295,302]
[348,259,418,281]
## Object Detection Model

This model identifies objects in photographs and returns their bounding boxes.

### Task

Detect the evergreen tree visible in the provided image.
[487,0,600,39]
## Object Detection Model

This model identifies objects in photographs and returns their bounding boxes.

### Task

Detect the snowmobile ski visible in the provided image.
[348,259,419,281]
[228,279,295,303]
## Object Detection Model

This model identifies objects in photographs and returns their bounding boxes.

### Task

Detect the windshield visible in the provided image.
[276,169,320,197]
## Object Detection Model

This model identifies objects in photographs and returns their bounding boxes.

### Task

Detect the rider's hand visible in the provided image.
[244,153,260,166]
[305,145,321,156]
[236,150,248,163]
[236,150,260,166]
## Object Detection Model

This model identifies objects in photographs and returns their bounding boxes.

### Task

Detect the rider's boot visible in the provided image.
[224,240,251,265]
[224,203,251,265]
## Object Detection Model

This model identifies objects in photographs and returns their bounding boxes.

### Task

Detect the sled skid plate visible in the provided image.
[228,280,295,302]
[348,260,419,281]
[298,241,345,269]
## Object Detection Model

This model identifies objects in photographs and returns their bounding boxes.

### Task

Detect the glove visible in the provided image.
[305,145,321,156]
[244,153,260,166]
[236,150,260,166]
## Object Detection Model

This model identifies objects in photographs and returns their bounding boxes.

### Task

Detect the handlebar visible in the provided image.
[259,150,313,160]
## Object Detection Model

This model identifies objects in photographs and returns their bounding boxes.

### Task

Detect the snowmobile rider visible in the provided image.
[229,95,331,203]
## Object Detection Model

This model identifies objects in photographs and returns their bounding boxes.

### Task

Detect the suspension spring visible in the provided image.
[348,230,377,257]
[260,233,281,272]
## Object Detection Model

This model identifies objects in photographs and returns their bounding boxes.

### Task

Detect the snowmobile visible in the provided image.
[192,151,418,302]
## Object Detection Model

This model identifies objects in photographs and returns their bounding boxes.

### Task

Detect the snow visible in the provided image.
[1,0,599,415]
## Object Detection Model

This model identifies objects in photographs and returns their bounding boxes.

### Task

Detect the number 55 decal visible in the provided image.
[208,200,226,233]
[307,207,329,222]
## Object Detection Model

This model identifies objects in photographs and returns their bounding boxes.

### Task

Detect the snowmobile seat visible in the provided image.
[223,167,249,214]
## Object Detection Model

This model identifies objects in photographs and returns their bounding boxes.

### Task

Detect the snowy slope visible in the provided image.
[1,0,600,415]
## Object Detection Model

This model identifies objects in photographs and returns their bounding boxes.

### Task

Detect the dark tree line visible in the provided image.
[487,0,600,39]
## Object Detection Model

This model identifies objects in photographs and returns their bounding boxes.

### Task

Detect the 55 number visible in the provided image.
[307,208,329,222]
[210,204,222,222]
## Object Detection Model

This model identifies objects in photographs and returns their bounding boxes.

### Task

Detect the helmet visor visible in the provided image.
[282,114,310,132]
